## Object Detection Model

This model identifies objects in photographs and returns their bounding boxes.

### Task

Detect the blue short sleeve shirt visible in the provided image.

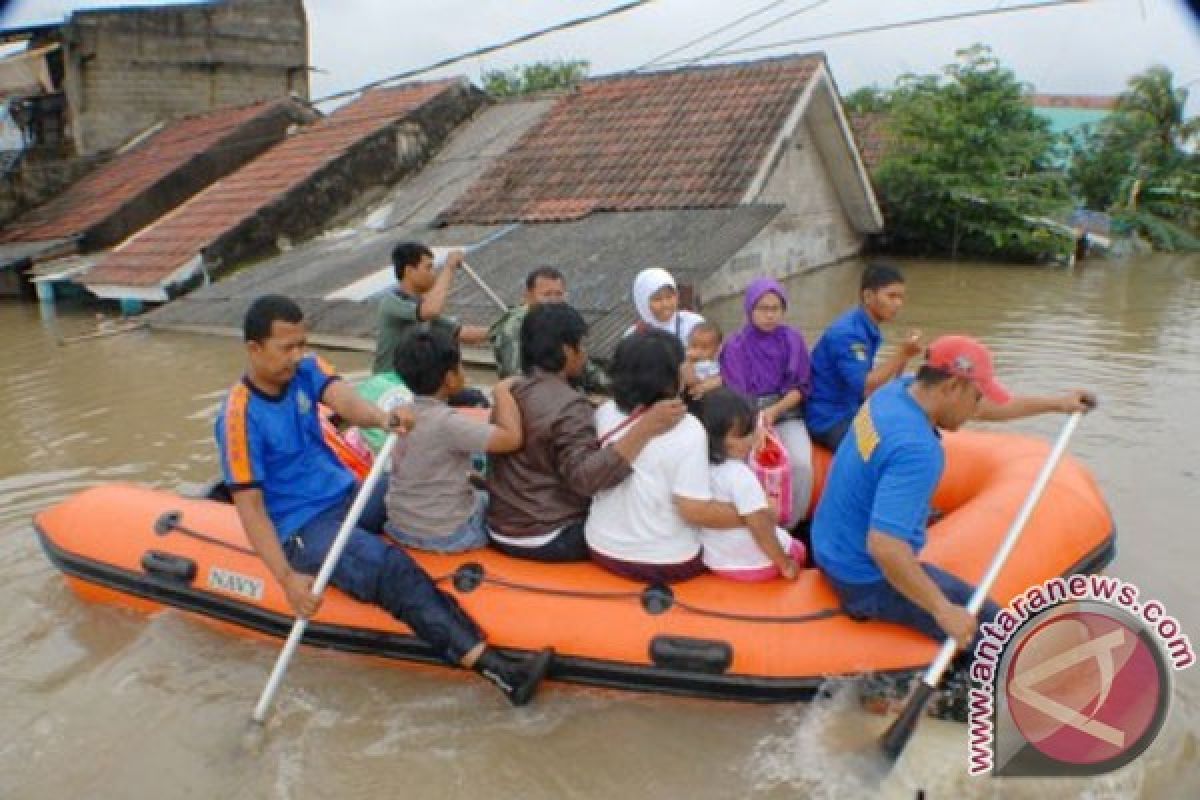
[215,355,356,540]
[811,377,944,584]
[805,306,882,435]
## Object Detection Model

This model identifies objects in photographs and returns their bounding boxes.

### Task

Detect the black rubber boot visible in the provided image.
[475,647,555,707]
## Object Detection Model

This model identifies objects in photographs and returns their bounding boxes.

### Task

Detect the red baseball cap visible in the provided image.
[924,335,1012,404]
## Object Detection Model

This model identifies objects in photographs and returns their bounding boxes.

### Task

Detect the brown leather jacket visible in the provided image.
[486,369,631,537]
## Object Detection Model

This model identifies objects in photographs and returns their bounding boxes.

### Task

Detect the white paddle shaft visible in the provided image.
[252,433,399,723]
[922,411,1084,685]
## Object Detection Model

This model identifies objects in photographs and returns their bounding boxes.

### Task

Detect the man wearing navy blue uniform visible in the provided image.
[216,294,551,706]
[806,264,923,451]
[812,335,1094,651]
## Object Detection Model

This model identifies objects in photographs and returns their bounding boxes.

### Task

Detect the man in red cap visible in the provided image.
[811,334,1092,655]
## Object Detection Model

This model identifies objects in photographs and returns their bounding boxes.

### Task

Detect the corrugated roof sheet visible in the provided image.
[0,100,282,244]
[84,80,459,289]
[149,208,782,362]
[439,56,821,225]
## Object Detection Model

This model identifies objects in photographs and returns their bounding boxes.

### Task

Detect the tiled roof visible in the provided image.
[84,80,458,289]
[0,101,281,244]
[439,56,821,225]
[1029,94,1118,110]
[847,111,891,172]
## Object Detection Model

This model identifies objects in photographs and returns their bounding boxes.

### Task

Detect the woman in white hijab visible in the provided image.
[626,267,706,345]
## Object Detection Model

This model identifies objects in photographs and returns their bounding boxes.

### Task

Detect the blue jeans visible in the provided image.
[811,414,854,452]
[285,481,483,664]
[385,491,489,554]
[829,562,1001,654]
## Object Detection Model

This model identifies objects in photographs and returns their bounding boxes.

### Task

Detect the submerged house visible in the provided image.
[0,0,311,298]
[0,99,312,301]
[0,0,308,158]
[150,53,883,360]
[81,79,484,304]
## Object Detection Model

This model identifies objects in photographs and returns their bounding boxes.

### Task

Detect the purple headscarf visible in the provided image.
[719,278,812,399]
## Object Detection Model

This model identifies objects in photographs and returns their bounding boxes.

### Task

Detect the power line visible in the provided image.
[311,0,659,107]
[3,1,1102,209]
[680,0,834,68]
[4,1,664,183]
[648,0,1094,68]
[634,0,794,72]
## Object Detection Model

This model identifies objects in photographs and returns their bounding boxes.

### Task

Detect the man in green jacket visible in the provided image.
[489,266,609,392]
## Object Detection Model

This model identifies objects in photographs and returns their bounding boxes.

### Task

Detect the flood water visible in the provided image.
[2,255,1198,798]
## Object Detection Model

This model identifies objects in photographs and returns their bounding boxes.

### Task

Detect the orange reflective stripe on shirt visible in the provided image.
[223,384,256,485]
[313,354,339,378]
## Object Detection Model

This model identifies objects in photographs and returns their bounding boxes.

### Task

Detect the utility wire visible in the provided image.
[3,1,661,183]
[679,0,833,68]
[634,0,794,71]
[648,0,1094,68]
[2,1,1101,187]
[310,0,659,106]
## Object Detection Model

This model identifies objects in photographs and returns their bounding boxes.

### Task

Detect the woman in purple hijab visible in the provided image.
[719,278,814,527]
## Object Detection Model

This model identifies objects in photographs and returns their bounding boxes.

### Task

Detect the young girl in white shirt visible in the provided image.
[695,388,805,581]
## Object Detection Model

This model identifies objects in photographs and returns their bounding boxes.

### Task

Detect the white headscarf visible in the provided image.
[632,267,676,330]
[630,266,705,342]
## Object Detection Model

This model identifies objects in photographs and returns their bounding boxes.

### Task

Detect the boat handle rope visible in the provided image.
[154,511,258,557]
[436,566,846,626]
[154,512,844,625]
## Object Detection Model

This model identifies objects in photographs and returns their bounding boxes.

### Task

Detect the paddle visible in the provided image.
[461,260,509,313]
[251,432,399,724]
[878,409,1087,764]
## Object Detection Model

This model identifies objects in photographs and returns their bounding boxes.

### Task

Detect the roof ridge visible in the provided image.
[587,51,826,85]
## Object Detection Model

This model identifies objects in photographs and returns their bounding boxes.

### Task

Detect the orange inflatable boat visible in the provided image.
[34,429,1114,702]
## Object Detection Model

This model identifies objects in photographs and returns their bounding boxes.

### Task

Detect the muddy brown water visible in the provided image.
[2,255,1198,798]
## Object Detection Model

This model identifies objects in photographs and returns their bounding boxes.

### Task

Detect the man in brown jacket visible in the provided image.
[486,303,684,561]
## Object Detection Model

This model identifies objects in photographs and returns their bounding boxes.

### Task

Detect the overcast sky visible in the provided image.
[5,0,1199,114]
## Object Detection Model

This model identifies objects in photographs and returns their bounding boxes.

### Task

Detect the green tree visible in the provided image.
[482,60,589,97]
[1068,66,1199,250]
[843,86,892,113]
[873,46,1071,261]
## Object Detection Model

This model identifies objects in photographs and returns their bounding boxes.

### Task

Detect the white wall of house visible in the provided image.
[702,119,865,301]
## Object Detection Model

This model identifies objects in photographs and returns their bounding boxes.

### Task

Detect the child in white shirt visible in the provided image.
[695,388,805,581]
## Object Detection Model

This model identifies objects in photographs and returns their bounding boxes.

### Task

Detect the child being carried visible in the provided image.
[684,321,724,401]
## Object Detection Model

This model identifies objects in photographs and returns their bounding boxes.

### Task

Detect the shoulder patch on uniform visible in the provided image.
[850,341,868,361]
[853,403,880,461]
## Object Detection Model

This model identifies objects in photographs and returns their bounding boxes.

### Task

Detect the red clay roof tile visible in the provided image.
[0,101,284,245]
[85,81,457,289]
[1029,94,1119,110]
[439,56,821,225]
[847,111,890,172]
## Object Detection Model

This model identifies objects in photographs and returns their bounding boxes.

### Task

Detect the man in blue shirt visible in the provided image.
[813,334,1093,652]
[806,264,923,451]
[217,294,552,706]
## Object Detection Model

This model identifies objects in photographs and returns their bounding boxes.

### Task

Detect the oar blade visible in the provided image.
[880,682,936,762]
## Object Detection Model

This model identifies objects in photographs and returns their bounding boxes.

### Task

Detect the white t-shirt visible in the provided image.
[699,459,793,571]
[585,403,710,565]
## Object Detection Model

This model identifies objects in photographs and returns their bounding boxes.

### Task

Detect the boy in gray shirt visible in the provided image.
[385,328,523,552]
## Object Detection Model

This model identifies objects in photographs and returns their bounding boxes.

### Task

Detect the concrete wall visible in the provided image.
[703,119,865,301]
[0,152,106,227]
[196,83,488,285]
[62,0,308,154]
